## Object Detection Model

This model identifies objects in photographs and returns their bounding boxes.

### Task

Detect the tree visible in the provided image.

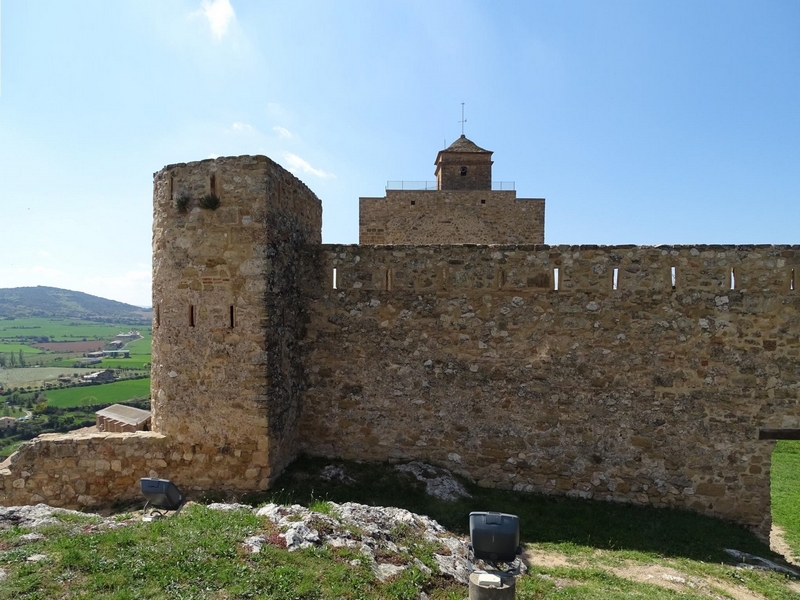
[8,352,15,367]
[0,353,5,367]
[18,349,25,367]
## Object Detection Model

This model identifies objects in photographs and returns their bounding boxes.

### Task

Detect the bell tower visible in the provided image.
[434,135,493,191]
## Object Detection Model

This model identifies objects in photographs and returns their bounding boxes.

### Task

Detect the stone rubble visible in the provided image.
[395,462,472,501]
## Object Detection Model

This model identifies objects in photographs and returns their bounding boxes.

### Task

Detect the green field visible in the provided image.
[125,333,152,354]
[0,318,151,343]
[96,356,151,368]
[0,317,152,374]
[0,343,45,354]
[42,378,151,408]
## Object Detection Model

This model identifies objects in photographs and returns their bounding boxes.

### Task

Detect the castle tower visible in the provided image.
[434,135,493,191]
[359,137,545,245]
[151,155,322,489]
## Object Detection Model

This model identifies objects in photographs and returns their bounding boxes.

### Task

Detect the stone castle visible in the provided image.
[1,136,798,542]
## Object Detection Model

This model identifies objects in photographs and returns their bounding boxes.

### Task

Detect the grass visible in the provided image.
[96,357,151,368]
[0,318,150,343]
[0,457,798,599]
[42,378,150,407]
[0,343,45,354]
[772,440,800,561]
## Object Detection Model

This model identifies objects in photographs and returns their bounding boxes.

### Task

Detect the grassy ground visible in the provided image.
[41,378,150,407]
[0,343,45,355]
[772,440,800,561]
[0,318,149,343]
[95,356,151,368]
[0,457,797,599]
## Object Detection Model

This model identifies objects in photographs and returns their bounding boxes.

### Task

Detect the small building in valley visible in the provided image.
[83,369,116,383]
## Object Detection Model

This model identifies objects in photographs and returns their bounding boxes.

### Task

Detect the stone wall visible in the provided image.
[300,244,800,539]
[151,155,322,487]
[0,430,285,508]
[359,190,544,245]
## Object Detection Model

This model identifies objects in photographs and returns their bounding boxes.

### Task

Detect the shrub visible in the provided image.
[174,191,192,213]
[199,193,221,210]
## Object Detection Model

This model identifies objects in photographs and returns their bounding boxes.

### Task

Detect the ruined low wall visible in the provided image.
[301,244,800,539]
[0,431,274,508]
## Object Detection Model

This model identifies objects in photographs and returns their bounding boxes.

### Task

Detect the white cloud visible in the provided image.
[30,265,69,279]
[82,270,152,308]
[284,153,335,179]
[231,121,253,132]
[196,0,236,41]
[273,126,293,139]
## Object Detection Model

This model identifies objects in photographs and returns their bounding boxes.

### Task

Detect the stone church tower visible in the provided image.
[359,136,545,245]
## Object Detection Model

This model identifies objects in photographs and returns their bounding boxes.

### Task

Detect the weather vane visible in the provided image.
[459,103,467,136]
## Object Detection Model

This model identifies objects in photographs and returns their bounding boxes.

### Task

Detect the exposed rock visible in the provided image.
[320,464,356,484]
[395,462,472,501]
[26,553,47,562]
[254,501,472,583]
[0,504,88,529]
[723,548,800,577]
[207,502,251,512]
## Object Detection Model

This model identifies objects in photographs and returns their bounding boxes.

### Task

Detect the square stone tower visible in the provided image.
[151,155,322,489]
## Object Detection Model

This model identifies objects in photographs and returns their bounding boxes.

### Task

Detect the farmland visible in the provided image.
[0,317,142,342]
[44,377,150,407]
[0,366,99,388]
[0,316,151,376]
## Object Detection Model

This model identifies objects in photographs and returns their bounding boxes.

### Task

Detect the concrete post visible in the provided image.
[468,572,516,599]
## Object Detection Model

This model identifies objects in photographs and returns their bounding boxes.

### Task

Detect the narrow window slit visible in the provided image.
[481,199,486,205]
[553,267,560,291]
[386,268,393,292]
[332,267,338,290]
[169,176,174,202]
[612,268,619,291]
[730,267,737,290]
[155,304,160,328]
[499,270,506,289]
[410,200,415,206]
[189,305,195,327]
[210,173,217,195]
[671,266,677,290]
[791,268,796,292]
[229,306,235,328]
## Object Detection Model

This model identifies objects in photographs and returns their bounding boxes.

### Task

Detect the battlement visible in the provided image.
[322,244,798,294]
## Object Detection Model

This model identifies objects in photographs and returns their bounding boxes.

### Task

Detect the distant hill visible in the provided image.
[0,287,151,323]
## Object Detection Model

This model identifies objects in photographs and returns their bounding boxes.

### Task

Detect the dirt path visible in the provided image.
[771,524,799,567]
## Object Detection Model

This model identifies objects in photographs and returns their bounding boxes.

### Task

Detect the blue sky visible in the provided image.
[1,0,798,307]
